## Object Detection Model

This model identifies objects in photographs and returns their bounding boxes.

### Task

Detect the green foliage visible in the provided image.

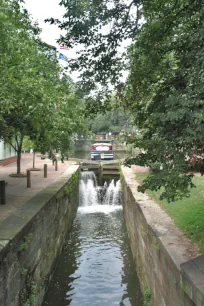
[53,0,204,200]
[143,287,151,306]
[63,185,70,195]
[0,1,85,174]
[18,233,33,252]
[22,137,34,152]
[124,0,204,201]
[63,171,79,195]
[48,0,141,92]
[136,173,204,253]
[86,107,131,134]
[23,284,38,306]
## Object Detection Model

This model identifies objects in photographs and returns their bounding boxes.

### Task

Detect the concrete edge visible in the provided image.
[0,165,79,250]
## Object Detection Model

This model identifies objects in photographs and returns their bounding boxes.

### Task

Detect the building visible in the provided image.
[0,140,16,166]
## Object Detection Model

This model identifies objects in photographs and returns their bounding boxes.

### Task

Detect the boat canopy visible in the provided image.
[92,143,112,151]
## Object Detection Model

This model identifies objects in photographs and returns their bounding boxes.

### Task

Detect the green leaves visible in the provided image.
[0,0,85,169]
[48,0,142,93]
[123,0,204,201]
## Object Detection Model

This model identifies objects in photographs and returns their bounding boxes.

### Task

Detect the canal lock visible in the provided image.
[43,170,144,306]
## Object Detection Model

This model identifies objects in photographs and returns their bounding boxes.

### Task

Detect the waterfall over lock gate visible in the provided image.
[79,171,121,207]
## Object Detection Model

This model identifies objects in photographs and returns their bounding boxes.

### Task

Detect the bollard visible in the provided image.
[44,164,47,178]
[55,159,58,171]
[0,180,6,205]
[27,170,31,188]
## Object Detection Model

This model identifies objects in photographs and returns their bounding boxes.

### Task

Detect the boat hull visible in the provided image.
[90,150,114,160]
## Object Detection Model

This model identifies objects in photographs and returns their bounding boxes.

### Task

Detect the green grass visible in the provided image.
[136,173,204,253]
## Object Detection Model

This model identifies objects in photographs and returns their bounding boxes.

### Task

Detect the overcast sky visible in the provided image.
[24,0,81,79]
[24,0,64,48]
[24,0,129,83]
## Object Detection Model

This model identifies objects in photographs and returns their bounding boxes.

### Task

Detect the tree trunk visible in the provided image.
[16,135,23,175]
[33,151,35,169]
[17,149,21,175]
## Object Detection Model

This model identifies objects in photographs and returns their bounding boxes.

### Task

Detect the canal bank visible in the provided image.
[0,162,203,306]
[121,166,204,306]
[0,165,80,306]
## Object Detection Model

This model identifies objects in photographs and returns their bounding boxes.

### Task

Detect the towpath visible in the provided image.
[0,153,77,223]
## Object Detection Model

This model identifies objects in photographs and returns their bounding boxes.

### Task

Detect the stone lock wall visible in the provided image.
[121,167,204,306]
[0,165,79,306]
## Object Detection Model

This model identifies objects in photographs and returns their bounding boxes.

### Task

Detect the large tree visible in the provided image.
[54,0,204,201]
[0,0,84,175]
[48,0,142,93]
[123,0,204,201]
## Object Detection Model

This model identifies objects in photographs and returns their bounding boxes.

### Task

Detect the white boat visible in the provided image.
[90,143,114,160]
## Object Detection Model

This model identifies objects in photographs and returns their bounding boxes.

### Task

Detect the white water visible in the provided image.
[79,171,121,209]
[103,179,121,205]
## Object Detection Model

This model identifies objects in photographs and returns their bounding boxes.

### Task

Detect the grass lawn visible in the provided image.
[136,173,204,253]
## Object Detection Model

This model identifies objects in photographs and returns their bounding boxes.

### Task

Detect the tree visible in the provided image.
[0,0,85,175]
[123,0,204,201]
[48,0,142,93]
[54,0,204,201]
[87,107,131,134]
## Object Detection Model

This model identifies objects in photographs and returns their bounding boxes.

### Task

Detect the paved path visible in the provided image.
[0,153,77,223]
[131,165,149,173]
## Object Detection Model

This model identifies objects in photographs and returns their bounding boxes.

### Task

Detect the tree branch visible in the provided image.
[15,135,19,149]
[8,141,17,152]
[123,1,136,26]
[158,0,198,37]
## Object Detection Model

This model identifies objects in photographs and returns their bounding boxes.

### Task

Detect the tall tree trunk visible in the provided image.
[33,151,35,169]
[16,135,23,175]
[17,148,21,175]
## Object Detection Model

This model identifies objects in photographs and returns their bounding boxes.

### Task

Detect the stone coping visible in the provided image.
[181,255,204,305]
[0,165,79,251]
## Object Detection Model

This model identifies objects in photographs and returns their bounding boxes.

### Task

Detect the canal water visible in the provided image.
[43,172,143,306]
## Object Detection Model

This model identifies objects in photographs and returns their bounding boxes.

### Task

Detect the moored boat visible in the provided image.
[90,143,114,160]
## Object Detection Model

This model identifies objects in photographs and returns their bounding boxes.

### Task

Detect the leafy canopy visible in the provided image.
[48,0,141,92]
[55,0,204,201]
[123,0,204,201]
[0,0,85,173]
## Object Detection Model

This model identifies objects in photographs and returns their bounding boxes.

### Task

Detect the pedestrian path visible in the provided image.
[131,165,149,173]
[0,153,77,222]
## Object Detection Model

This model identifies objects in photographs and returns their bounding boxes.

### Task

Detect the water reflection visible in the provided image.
[43,207,143,306]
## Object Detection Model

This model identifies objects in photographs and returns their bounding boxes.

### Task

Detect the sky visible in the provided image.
[24,0,129,83]
[24,0,64,49]
[24,0,80,79]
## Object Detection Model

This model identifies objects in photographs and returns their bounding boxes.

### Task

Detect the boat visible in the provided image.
[90,143,114,160]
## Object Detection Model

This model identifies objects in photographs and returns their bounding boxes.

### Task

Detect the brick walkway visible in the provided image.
[0,153,77,223]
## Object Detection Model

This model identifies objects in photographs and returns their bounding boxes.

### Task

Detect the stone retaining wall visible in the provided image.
[121,166,204,306]
[0,165,79,306]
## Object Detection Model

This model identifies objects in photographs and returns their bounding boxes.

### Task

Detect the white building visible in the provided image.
[0,140,16,161]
